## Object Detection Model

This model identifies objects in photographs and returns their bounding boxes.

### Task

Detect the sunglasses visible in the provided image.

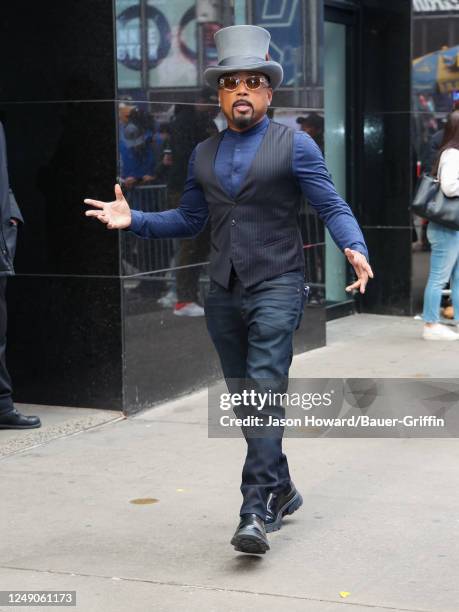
[218,75,270,91]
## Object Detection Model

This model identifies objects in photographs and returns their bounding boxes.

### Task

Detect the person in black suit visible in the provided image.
[0,121,41,429]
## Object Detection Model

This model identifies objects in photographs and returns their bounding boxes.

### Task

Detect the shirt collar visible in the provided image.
[226,114,270,137]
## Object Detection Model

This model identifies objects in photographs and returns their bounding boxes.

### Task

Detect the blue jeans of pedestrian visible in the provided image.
[422,222,459,324]
[204,269,307,521]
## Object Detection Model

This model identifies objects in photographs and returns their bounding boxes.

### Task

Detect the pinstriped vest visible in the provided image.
[194,119,305,289]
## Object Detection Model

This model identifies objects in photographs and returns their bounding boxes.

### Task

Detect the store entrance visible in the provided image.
[324,4,357,319]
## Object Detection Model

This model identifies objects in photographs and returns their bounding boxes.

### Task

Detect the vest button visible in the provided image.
[231,219,236,226]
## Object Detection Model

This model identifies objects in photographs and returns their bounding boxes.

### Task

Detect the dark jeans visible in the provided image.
[204,268,307,520]
[0,277,14,415]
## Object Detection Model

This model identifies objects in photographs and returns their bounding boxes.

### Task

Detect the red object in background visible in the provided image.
[416,160,422,178]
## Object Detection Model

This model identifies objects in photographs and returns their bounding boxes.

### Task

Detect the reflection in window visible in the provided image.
[115,1,321,104]
[115,1,325,306]
[412,8,459,172]
[116,0,236,92]
[117,0,197,89]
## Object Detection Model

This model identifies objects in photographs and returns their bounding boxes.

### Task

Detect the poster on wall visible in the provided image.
[251,0,304,87]
[116,0,198,90]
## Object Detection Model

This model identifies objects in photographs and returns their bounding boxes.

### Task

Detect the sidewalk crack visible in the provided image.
[0,565,431,612]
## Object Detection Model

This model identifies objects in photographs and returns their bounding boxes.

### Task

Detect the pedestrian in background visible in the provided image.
[422,110,459,340]
[167,89,219,317]
[0,121,41,429]
[426,100,459,174]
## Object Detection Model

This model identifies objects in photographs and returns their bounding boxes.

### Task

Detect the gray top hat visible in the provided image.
[203,25,283,90]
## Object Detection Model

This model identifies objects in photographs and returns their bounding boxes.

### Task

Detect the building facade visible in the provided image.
[0,0,457,413]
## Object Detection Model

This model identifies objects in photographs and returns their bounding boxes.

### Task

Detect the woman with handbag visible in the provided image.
[422,110,459,340]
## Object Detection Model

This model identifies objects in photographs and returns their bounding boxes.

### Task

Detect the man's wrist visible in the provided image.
[345,245,369,261]
[127,209,142,233]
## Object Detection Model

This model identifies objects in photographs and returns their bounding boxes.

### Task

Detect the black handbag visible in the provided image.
[411,173,459,230]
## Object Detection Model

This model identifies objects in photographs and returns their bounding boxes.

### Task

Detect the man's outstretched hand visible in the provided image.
[84,184,132,230]
[344,248,374,294]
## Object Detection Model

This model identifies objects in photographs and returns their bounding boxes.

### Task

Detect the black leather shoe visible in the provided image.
[265,482,303,533]
[230,513,270,554]
[0,409,41,429]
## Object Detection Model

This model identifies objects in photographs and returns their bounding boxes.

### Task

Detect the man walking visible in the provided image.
[0,121,41,429]
[85,25,373,554]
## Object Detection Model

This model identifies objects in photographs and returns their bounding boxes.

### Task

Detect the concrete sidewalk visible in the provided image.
[1,314,458,612]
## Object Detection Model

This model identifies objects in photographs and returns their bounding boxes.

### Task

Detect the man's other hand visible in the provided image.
[84,184,132,230]
[344,248,374,294]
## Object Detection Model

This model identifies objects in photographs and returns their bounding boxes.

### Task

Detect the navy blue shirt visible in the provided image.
[130,115,369,260]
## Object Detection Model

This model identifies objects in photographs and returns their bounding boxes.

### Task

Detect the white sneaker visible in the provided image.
[173,302,205,317]
[422,324,459,341]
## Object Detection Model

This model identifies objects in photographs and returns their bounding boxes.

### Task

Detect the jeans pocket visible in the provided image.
[259,270,304,290]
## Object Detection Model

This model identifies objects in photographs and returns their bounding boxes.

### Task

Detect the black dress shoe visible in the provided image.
[0,409,41,429]
[230,513,270,554]
[265,482,303,533]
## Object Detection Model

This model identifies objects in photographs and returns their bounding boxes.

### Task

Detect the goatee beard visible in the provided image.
[232,112,254,129]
